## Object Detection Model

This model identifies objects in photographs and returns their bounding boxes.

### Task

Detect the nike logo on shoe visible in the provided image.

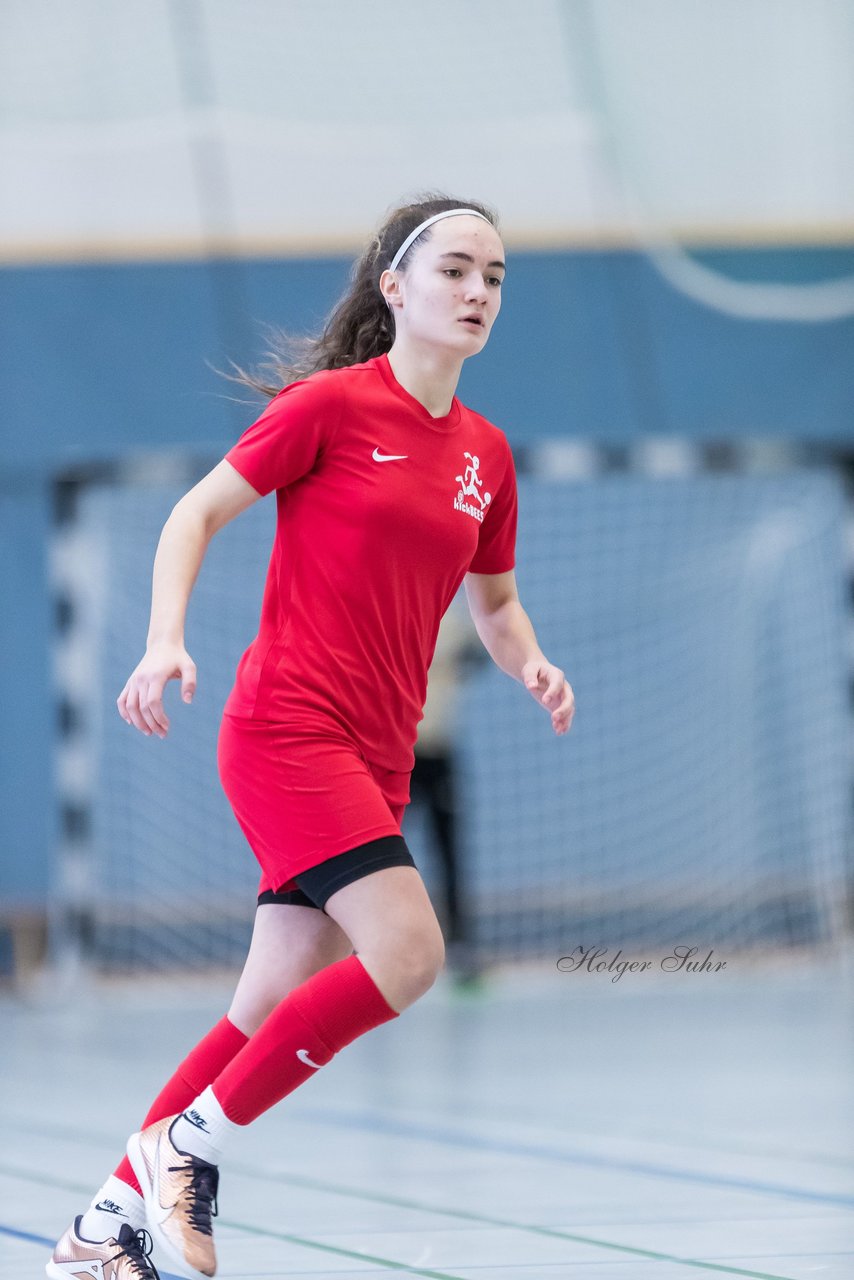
[53,1262,104,1278]
[182,1108,210,1132]
[150,1133,179,1226]
[296,1048,323,1069]
[372,447,408,462]
[94,1199,126,1215]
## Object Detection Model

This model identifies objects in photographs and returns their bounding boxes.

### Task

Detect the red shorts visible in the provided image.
[217,714,411,894]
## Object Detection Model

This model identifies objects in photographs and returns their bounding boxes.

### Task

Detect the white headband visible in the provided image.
[387,208,490,273]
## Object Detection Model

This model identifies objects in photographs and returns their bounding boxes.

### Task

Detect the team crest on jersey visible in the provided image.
[454,452,492,523]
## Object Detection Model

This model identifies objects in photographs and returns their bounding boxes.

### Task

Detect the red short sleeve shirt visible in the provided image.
[223,352,517,771]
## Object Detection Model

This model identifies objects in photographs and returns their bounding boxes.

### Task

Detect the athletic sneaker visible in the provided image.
[127,1115,218,1280]
[46,1217,160,1279]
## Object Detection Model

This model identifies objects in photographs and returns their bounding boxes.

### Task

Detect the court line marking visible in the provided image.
[0,1184,465,1280]
[294,1106,854,1210]
[405,1095,854,1173]
[0,1158,802,1280]
[0,1222,184,1280]
[0,1214,467,1280]
[3,1109,849,1210]
[217,1214,801,1280]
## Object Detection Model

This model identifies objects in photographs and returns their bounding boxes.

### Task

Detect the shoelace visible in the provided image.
[171,1156,220,1235]
[110,1226,161,1279]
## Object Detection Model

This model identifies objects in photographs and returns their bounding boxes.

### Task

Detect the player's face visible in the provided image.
[391,215,505,353]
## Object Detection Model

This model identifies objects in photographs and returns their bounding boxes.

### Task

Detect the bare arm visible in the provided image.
[118,460,262,738]
[464,570,575,735]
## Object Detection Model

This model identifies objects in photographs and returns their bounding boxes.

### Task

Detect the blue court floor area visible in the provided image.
[1,952,852,1279]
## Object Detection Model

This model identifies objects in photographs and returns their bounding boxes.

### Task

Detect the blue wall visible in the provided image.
[0,473,55,903]
[3,246,854,467]
[2,244,853,907]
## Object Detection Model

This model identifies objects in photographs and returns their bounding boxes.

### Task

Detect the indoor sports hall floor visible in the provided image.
[1,955,852,1280]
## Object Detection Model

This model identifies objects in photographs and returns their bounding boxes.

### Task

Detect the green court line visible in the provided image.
[0,1162,466,1280]
[222,1210,799,1280]
[0,1156,798,1280]
[227,1162,802,1280]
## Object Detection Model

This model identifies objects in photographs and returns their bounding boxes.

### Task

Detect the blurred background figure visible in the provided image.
[407,594,489,982]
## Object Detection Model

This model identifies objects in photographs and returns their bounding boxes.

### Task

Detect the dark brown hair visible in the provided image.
[231,191,500,398]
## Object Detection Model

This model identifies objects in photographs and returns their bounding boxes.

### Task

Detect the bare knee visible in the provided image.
[228,903,353,1034]
[323,865,447,1013]
[360,923,445,1010]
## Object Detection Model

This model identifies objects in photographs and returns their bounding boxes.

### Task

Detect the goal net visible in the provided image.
[50,457,853,972]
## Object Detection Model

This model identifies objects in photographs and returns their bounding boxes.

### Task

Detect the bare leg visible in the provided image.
[227,902,354,1034]
[322,865,446,1011]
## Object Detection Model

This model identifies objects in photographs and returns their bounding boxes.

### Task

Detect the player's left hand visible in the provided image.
[522,660,575,735]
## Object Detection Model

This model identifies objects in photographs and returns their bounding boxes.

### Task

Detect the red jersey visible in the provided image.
[223,351,517,771]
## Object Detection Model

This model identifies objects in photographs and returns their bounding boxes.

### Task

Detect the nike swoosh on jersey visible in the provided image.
[149,1133,178,1226]
[296,1047,323,1069]
[372,447,408,462]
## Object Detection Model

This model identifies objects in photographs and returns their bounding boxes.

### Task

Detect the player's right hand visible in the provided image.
[117,641,197,739]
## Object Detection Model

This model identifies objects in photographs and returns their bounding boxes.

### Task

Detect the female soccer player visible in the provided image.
[47,193,575,1280]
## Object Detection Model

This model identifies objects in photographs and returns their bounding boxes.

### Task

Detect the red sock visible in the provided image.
[212,955,398,1125]
[113,1015,248,1192]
